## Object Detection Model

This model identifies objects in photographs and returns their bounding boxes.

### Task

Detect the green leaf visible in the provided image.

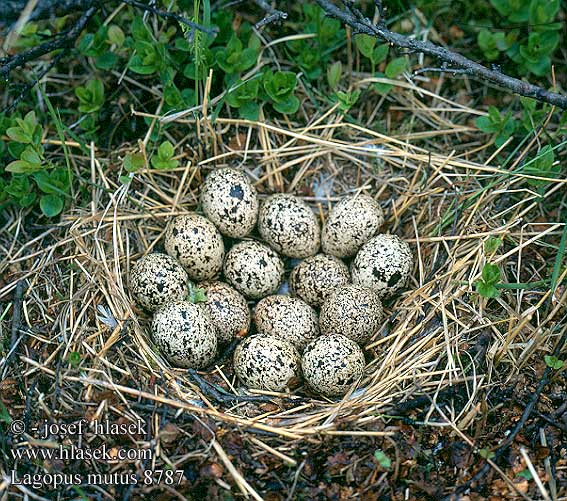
[107,25,125,47]
[373,450,392,469]
[478,448,495,460]
[119,175,132,185]
[272,95,300,115]
[327,61,342,90]
[372,44,389,65]
[385,57,407,78]
[188,283,208,303]
[335,90,360,113]
[68,351,82,367]
[484,237,502,254]
[355,34,376,59]
[373,72,393,94]
[481,263,501,285]
[6,126,32,144]
[33,168,70,195]
[158,141,174,159]
[475,281,500,298]
[76,79,105,113]
[523,145,559,186]
[0,401,12,424]
[124,153,145,172]
[544,355,564,370]
[95,51,117,70]
[239,101,260,121]
[263,70,297,103]
[151,141,178,170]
[517,468,533,480]
[40,194,64,217]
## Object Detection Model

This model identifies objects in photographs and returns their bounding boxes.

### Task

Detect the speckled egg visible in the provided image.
[198,281,250,344]
[258,194,320,258]
[233,333,300,392]
[322,194,384,258]
[289,254,350,307]
[254,295,319,352]
[223,240,284,300]
[200,168,259,238]
[164,213,224,281]
[319,285,384,345]
[152,300,217,369]
[301,334,365,397]
[129,253,189,312]
[351,234,413,297]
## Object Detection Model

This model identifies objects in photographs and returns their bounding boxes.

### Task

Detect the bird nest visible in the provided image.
[2,82,565,498]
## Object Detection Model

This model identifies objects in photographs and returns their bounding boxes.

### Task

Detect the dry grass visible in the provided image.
[1,76,566,498]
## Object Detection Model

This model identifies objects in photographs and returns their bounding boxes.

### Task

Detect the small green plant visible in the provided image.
[226,78,262,120]
[517,468,533,480]
[215,34,259,75]
[68,351,82,367]
[521,145,559,187]
[479,0,561,76]
[335,90,361,113]
[478,448,495,460]
[373,449,392,469]
[75,79,105,113]
[484,236,503,254]
[544,355,564,370]
[151,141,179,170]
[477,29,513,61]
[188,283,207,303]
[287,5,344,80]
[326,61,342,91]
[2,111,70,217]
[124,152,145,173]
[263,71,300,114]
[475,106,517,147]
[475,263,502,298]
[355,34,389,73]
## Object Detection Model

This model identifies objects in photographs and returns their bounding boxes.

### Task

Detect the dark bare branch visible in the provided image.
[0,6,98,81]
[253,0,288,29]
[316,0,567,109]
[121,0,217,36]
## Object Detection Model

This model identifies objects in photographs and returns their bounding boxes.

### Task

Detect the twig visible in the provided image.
[188,369,273,404]
[316,0,567,109]
[253,0,287,29]
[2,50,66,114]
[0,0,92,24]
[0,6,98,80]
[121,0,217,36]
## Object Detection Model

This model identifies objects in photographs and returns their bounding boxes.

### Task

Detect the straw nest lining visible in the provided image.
[2,84,566,496]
